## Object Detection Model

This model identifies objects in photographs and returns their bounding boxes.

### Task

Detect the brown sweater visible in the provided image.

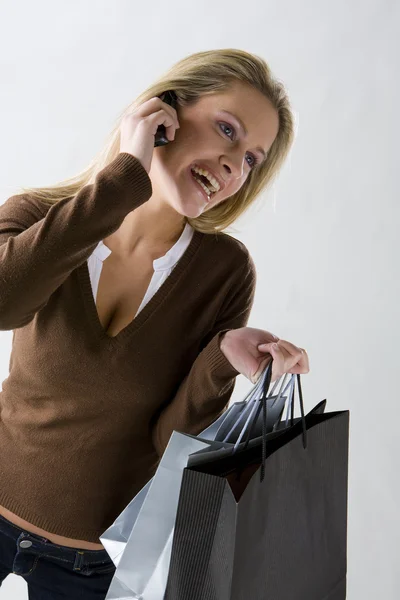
[0,152,256,543]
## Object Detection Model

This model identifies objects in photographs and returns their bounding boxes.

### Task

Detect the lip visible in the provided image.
[188,166,213,203]
[189,163,226,193]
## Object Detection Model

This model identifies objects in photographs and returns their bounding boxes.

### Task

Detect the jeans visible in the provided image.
[0,512,116,599]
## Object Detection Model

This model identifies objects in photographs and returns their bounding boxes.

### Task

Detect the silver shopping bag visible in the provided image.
[99,393,264,567]
[98,402,247,569]
[100,368,291,599]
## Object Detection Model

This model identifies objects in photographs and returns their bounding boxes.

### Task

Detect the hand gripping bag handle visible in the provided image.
[232,359,307,482]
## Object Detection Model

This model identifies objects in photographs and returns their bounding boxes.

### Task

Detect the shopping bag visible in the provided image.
[99,479,152,568]
[201,372,290,442]
[101,430,217,599]
[164,365,349,600]
[101,373,289,561]
[100,367,291,599]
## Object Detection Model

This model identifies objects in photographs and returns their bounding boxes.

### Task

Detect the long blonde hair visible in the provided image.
[17,49,295,234]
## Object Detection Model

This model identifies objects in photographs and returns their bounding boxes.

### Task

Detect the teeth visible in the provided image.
[191,165,220,193]
[192,172,213,198]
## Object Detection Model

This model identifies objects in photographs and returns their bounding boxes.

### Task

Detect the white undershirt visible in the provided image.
[87,221,195,317]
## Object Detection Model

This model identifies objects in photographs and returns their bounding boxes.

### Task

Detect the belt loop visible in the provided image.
[73,550,85,571]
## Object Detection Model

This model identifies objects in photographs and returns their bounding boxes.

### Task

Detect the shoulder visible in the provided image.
[203,230,256,278]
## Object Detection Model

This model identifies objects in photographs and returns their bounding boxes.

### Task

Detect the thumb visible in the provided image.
[250,354,273,384]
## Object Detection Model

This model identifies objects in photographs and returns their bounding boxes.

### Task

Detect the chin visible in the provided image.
[172,197,208,219]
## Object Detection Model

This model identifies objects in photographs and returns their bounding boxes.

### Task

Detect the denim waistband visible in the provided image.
[0,511,111,566]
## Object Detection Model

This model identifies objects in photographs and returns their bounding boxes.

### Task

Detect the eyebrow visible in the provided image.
[220,110,267,160]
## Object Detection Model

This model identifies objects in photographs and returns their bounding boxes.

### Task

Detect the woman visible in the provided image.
[0,49,309,598]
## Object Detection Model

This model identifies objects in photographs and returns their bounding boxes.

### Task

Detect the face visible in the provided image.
[148,81,280,219]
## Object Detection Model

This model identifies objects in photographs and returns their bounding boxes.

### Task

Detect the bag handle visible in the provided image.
[222,372,294,445]
[233,359,307,483]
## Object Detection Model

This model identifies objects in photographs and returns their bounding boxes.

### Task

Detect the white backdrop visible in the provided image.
[0,1,398,598]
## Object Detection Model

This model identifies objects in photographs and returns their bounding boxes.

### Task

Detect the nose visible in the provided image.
[222,155,246,180]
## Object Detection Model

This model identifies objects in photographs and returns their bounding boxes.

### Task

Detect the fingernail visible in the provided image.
[272,343,279,350]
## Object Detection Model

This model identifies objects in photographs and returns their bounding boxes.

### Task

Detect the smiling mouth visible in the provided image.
[189,168,217,201]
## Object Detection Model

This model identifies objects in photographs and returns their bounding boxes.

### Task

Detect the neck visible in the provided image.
[104,198,187,260]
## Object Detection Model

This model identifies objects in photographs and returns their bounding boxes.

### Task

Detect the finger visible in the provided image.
[275,339,308,369]
[258,342,303,380]
[252,343,283,383]
[251,355,272,384]
[257,335,280,350]
[258,341,284,357]
[300,348,310,371]
[269,343,286,377]
[287,363,310,375]
[160,94,180,127]
[274,338,301,355]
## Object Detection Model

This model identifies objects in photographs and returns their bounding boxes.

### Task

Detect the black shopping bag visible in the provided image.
[164,364,349,600]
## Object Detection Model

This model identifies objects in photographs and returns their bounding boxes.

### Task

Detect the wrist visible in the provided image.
[219,330,232,357]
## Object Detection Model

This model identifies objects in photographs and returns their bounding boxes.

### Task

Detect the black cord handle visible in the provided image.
[235,359,307,482]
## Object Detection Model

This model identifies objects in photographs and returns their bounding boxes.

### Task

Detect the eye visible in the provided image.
[218,122,260,168]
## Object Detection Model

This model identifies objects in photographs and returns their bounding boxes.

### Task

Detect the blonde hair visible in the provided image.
[17,49,295,234]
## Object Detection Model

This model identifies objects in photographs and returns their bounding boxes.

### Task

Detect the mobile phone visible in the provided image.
[154,90,178,147]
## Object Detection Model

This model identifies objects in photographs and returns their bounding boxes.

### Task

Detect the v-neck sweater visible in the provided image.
[0,152,256,543]
[87,221,194,316]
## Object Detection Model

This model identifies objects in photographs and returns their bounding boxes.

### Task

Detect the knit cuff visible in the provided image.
[108,152,153,199]
[204,330,240,381]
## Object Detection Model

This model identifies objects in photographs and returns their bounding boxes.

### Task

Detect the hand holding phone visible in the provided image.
[119,90,179,174]
[154,90,178,147]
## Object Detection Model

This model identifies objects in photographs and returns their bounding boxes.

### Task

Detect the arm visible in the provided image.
[150,254,257,457]
[0,153,152,330]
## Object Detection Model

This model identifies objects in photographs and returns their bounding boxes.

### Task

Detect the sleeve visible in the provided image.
[150,253,257,458]
[0,153,152,330]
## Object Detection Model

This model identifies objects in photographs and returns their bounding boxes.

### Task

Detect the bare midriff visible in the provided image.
[0,504,104,550]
